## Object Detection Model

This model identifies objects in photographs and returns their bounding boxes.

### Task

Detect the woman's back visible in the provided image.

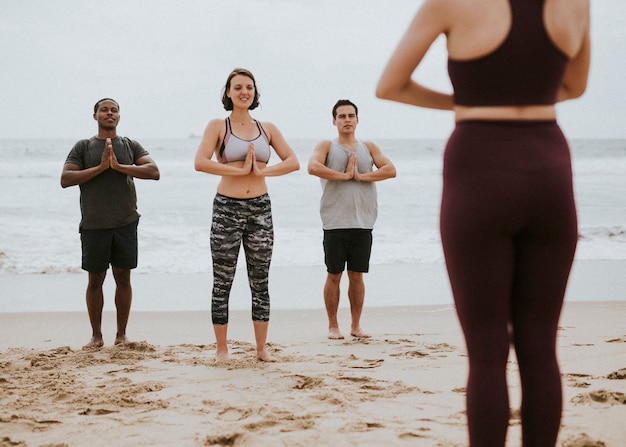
[445,0,588,61]
[375,0,590,116]
[448,0,569,107]
[444,0,590,119]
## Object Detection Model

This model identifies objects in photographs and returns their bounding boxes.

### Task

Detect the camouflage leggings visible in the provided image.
[210,193,273,325]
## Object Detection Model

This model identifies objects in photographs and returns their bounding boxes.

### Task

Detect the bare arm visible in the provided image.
[557,8,591,101]
[112,146,161,180]
[353,142,396,182]
[308,140,352,180]
[254,122,300,177]
[61,139,111,188]
[61,138,159,188]
[61,162,107,188]
[376,0,454,110]
[308,140,395,182]
[61,155,159,187]
[112,153,160,180]
[194,119,257,177]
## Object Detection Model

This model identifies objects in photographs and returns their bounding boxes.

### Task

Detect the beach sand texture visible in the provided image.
[1,300,625,447]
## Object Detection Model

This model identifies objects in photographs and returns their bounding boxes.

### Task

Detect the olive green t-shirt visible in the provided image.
[64,136,149,230]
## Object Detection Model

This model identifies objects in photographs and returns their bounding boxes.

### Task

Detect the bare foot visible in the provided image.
[328,328,345,340]
[82,336,104,350]
[257,349,276,362]
[351,328,371,338]
[114,334,130,345]
[215,350,230,364]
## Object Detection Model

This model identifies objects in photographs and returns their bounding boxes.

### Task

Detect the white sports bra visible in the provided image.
[217,117,271,164]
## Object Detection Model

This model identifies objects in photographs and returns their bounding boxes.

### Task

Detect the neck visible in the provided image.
[97,129,117,139]
[337,133,357,146]
[230,110,253,124]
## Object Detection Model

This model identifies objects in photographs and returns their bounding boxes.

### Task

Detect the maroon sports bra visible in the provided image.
[447,0,569,106]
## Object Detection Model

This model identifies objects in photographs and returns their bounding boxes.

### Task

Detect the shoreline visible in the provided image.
[0,300,623,352]
[1,259,624,314]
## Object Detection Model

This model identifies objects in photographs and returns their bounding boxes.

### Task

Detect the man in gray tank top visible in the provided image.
[308,100,396,339]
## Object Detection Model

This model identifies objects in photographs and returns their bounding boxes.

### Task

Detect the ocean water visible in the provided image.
[0,137,625,276]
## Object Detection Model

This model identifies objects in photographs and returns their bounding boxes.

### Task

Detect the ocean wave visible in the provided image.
[2,225,626,275]
[578,225,626,240]
[576,225,626,260]
[1,138,625,275]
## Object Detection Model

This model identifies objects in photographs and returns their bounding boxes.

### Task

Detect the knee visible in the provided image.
[326,272,342,286]
[469,342,511,369]
[347,271,363,283]
[112,267,131,288]
[87,271,107,289]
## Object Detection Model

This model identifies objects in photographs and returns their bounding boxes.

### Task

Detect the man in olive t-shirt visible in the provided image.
[61,98,160,350]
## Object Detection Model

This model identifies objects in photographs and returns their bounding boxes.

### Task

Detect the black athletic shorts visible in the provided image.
[80,220,139,272]
[323,229,372,274]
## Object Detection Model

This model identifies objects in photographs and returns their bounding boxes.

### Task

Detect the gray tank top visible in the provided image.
[319,139,378,230]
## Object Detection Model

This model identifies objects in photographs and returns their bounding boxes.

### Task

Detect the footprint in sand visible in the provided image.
[390,350,428,358]
[607,368,626,379]
[571,389,626,405]
[79,408,118,415]
[340,354,384,369]
[338,421,385,433]
[561,432,606,447]
[217,407,252,421]
[563,373,592,388]
[203,433,245,446]
[292,374,325,390]
[1,437,28,447]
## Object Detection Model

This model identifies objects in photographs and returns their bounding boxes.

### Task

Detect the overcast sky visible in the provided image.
[1,0,624,140]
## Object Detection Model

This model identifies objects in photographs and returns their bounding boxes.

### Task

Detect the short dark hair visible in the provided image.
[93,98,119,113]
[221,68,260,111]
[332,99,358,119]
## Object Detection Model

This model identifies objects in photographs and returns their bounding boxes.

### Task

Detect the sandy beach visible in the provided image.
[1,263,625,446]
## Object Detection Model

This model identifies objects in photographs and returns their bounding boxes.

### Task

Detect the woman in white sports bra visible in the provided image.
[194,68,299,363]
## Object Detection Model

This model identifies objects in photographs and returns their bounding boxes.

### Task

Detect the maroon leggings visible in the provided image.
[441,120,577,447]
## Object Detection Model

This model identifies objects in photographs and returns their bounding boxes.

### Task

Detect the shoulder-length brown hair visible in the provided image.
[221,68,261,111]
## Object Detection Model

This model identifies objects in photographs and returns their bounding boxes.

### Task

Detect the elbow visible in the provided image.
[285,156,300,173]
[375,85,389,100]
[148,164,160,181]
[375,80,395,101]
[568,84,587,100]
[384,165,397,180]
[559,80,588,102]
[144,164,160,180]
[60,176,71,188]
[194,155,211,173]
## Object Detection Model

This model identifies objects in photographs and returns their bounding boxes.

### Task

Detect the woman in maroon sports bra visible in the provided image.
[376,1,590,446]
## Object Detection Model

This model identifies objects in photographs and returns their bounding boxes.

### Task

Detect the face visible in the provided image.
[333,105,358,132]
[93,100,120,130]
[227,74,256,109]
